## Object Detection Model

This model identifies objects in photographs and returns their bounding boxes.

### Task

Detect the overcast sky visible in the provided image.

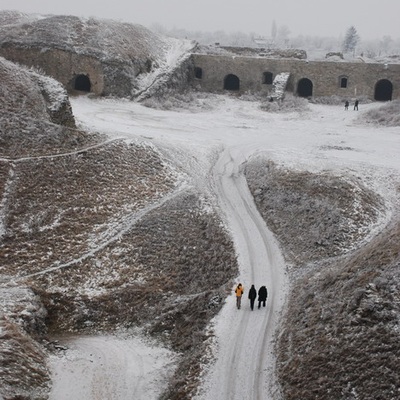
[1,0,400,40]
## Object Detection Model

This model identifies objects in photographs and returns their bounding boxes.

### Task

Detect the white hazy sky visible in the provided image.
[1,0,399,40]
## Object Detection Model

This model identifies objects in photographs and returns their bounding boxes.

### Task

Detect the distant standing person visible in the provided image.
[248,284,257,311]
[354,99,359,110]
[344,100,349,110]
[258,285,268,309]
[235,283,244,309]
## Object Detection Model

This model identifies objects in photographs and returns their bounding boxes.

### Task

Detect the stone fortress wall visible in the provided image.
[1,41,399,101]
[191,53,400,101]
[0,45,137,97]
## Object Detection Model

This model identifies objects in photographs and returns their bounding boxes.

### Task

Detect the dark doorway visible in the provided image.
[340,77,348,88]
[374,79,393,101]
[297,78,313,97]
[263,72,273,84]
[194,67,203,79]
[74,74,91,92]
[224,74,240,91]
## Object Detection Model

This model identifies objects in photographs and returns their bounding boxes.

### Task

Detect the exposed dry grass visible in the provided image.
[29,191,237,398]
[361,100,400,126]
[260,93,310,113]
[1,140,177,277]
[1,128,237,399]
[0,287,49,400]
[277,220,400,400]
[245,159,384,265]
[2,48,399,399]
[245,158,399,400]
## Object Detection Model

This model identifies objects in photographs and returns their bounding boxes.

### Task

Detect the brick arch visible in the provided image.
[374,79,393,101]
[297,78,313,97]
[224,74,240,91]
[73,74,91,92]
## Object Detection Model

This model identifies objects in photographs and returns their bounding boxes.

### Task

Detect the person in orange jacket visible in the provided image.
[235,283,244,309]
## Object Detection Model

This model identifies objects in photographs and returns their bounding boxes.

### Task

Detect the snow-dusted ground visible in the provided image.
[49,333,175,400]
[49,95,400,399]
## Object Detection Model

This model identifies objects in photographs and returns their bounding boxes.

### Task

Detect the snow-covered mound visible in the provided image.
[0,12,165,62]
[0,56,102,158]
[0,45,238,399]
[0,57,72,124]
[0,11,196,98]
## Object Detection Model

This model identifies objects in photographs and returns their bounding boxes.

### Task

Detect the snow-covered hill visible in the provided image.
[0,10,196,98]
[1,22,400,399]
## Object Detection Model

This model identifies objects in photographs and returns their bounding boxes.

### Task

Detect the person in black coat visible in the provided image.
[258,286,268,309]
[248,284,257,310]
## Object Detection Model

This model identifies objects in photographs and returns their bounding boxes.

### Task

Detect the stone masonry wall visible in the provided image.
[192,54,400,100]
[0,45,106,95]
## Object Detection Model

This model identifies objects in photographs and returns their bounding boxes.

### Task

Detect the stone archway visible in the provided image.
[74,74,91,92]
[297,78,313,97]
[374,79,393,101]
[224,74,240,91]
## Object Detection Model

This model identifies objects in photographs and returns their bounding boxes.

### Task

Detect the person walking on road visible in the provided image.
[235,283,244,309]
[354,99,359,110]
[344,100,349,110]
[248,284,257,310]
[258,285,268,309]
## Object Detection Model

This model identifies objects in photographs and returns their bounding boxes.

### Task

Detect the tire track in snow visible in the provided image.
[196,146,287,400]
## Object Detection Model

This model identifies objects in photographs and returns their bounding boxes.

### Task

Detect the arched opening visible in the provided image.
[263,71,273,84]
[297,78,313,97]
[374,79,393,101]
[340,76,348,88]
[224,74,240,91]
[74,74,91,92]
[194,67,203,79]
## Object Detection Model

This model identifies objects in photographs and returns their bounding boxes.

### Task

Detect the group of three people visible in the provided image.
[234,283,268,310]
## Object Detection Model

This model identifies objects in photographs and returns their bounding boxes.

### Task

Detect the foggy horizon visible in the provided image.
[1,0,400,41]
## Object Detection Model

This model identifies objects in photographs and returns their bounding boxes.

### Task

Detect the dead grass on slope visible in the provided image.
[361,100,400,126]
[277,220,400,400]
[1,138,237,399]
[0,117,101,159]
[245,159,384,265]
[0,139,186,399]
[0,140,176,277]
[244,158,399,400]
[0,287,49,400]
[29,192,237,399]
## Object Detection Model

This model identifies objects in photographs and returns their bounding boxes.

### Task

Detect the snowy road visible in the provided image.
[50,94,399,399]
[196,145,287,400]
